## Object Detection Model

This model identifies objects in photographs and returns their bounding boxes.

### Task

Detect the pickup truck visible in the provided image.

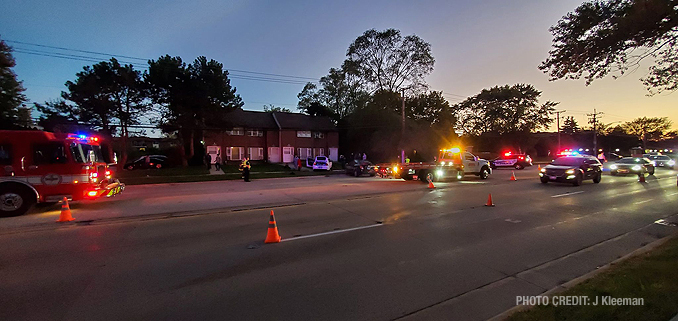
[395,149,492,182]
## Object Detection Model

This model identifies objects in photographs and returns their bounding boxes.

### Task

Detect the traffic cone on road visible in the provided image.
[537,164,541,171]
[265,210,281,243]
[485,194,495,207]
[638,173,646,183]
[56,197,75,222]
[427,177,436,189]
[510,171,517,181]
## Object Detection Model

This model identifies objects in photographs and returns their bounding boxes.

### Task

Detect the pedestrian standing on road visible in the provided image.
[293,155,299,170]
[297,156,302,171]
[241,157,251,182]
[215,154,222,171]
[205,153,212,170]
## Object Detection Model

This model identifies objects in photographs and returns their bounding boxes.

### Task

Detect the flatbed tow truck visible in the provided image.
[393,148,492,182]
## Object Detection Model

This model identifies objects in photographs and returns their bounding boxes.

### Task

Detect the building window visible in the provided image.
[313,132,324,139]
[247,130,263,137]
[313,148,324,157]
[228,128,244,136]
[297,148,312,159]
[296,131,311,138]
[248,147,264,160]
[33,143,68,164]
[226,147,244,160]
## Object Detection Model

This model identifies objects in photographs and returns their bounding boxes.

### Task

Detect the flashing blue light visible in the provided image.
[571,151,580,156]
[78,134,87,140]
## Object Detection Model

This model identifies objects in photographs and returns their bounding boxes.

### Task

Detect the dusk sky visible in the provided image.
[2,0,677,131]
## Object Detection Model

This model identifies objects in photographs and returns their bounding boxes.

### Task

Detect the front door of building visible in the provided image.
[282,147,294,163]
[268,147,280,163]
[206,145,220,164]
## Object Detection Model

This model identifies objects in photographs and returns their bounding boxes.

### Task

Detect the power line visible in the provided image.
[6,39,148,61]
[7,39,320,83]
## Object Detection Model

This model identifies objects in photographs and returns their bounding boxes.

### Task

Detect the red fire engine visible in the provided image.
[0,130,125,217]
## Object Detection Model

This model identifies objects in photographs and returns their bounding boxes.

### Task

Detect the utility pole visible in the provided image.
[587,109,604,153]
[401,90,406,164]
[555,110,566,152]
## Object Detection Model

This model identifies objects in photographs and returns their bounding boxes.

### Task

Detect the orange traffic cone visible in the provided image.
[265,210,281,243]
[428,177,435,189]
[537,164,541,171]
[485,193,495,207]
[638,173,646,183]
[56,197,75,222]
[510,171,517,181]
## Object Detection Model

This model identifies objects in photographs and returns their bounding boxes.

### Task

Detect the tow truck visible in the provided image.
[0,131,125,217]
[394,148,492,182]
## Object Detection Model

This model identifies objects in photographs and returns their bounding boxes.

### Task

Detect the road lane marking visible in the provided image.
[281,223,383,242]
[551,191,585,198]
[633,199,653,205]
[667,192,678,197]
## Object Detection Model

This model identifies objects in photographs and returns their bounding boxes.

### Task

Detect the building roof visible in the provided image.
[272,112,336,131]
[217,109,279,130]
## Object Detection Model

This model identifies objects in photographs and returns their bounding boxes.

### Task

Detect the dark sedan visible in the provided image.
[124,155,168,170]
[539,155,602,186]
[345,160,377,177]
[610,157,655,176]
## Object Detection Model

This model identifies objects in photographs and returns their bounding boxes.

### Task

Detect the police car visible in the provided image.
[490,152,533,170]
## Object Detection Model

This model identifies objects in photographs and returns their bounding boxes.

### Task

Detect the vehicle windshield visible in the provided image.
[617,158,646,164]
[70,143,104,163]
[551,157,582,166]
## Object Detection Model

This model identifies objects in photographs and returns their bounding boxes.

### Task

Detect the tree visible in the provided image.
[345,29,435,93]
[406,91,455,127]
[0,37,27,128]
[263,104,291,113]
[146,55,243,166]
[621,116,673,148]
[560,116,580,135]
[456,84,557,136]
[540,0,678,95]
[297,67,368,121]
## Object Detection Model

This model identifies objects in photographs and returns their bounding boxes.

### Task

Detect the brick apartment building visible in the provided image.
[203,110,339,164]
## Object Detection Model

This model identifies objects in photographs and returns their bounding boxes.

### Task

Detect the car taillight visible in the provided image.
[314,162,317,165]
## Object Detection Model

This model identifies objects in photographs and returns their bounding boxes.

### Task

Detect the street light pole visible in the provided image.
[401,91,405,164]
[555,110,566,152]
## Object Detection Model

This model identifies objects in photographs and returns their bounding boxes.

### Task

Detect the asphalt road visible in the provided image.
[1,167,677,321]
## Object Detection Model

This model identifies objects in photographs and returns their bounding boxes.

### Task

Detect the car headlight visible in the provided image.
[669,160,676,166]
[650,161,656,166]
[610,164,617,170]
[566,169,575,174]
[540,168,546,173]
[632,165,642,171]
[436,170,443,177]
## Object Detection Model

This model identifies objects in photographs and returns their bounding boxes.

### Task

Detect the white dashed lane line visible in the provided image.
[551,191,585,198]
[633,199,653,205]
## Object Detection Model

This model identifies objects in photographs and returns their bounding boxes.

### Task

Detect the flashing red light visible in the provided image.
[105,170,111,176]
[518,156,524,160]
[87,191,98,197]
[504,152,512,157]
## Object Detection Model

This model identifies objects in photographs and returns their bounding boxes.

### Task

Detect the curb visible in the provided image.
[489,231,678,321]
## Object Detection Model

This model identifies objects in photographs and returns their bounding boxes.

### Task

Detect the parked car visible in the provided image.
[124,155,168,170]
[539,155,602,186]
[647,155,675,169]
[312,156,332,171]
[610,157,655,176]
[345,160,377,177]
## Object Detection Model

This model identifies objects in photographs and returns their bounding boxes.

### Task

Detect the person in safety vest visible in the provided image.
[240,157,251,182]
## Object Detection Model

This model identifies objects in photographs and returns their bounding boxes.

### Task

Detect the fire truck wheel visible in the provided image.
[0,184,36,217]
[514,164,524,170]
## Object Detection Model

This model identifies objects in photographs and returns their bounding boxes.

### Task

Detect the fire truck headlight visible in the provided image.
[440,161,445,166]
[393,166,398,173]
[436,170,443,177]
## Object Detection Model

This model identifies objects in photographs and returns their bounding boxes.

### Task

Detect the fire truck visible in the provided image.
[394,147,492,182]
[0,131,125,217]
